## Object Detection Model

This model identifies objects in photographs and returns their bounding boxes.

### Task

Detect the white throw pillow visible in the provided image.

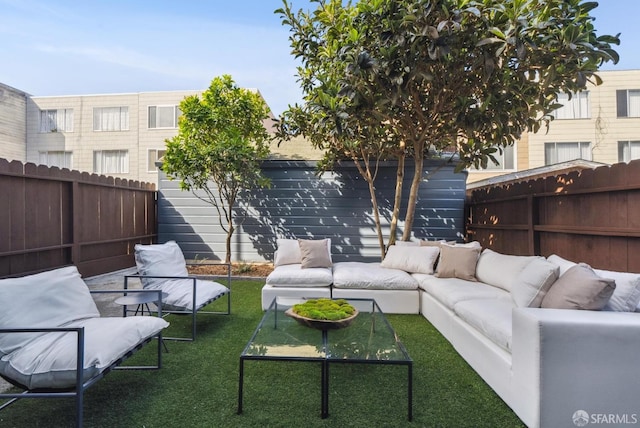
[511,258,560,307]
[0,266,100,355]
[273,239,302,266]
[381,245,440,275]
[273,238,332,267]
[475,249,539,292]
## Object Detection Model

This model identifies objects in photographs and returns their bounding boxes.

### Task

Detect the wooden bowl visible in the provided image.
[285,308,359,330]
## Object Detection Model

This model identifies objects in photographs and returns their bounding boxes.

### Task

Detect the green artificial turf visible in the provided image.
[0,281,525,427]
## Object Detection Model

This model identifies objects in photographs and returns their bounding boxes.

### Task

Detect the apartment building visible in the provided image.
[26,90,201,184]
[468,69,640,183]
[0,83,28,163]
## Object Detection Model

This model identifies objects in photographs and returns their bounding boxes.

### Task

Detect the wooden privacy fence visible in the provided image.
[466,160,640,273]
[0,159,157,278]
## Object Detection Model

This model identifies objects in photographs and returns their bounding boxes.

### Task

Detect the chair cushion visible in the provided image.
[0,316,168,390]
[134,241,189,289]
[266,264,333,287]
[0,266,100,356]
[161,278,229,311]
[134,241,228,311]
[332,262,418,290]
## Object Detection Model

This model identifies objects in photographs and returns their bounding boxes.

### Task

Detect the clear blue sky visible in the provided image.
[1,0,638,116]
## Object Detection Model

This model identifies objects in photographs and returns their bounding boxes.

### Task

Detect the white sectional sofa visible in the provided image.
[262,238,640,428]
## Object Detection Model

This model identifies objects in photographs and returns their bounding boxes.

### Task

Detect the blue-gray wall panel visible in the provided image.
[158,160,467,262]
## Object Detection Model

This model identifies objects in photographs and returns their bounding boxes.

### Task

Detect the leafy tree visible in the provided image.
[277,0,619,253]
[162,75,271,263]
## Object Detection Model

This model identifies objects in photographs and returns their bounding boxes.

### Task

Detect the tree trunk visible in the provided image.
[388,154,405,247]
[402,152,424,241]
[225,223,234,264]
[353,158,386,260]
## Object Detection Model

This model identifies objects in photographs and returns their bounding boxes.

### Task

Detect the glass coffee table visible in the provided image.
[237,297,413,420]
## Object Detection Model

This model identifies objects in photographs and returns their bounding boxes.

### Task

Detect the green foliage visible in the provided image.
[292,298,356,320]
[162,75,271,263]
[276,0,619,243]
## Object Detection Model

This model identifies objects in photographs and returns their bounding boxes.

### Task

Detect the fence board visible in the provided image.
[0,159,156,278]
[467,162,640,273]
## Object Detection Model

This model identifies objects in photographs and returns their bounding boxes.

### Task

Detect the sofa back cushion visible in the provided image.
[547,254,640,312]
[475,249,538,292]
[381,245,440,274]
[0,266,100,355]
[511,258,559,307]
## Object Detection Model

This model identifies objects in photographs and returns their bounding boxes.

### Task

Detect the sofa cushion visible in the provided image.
[548,254,640,312]
[0,266,100,356]
[298,239,332,269]
[414,274,510,310]
[266,264,333,287]
[595,268,640,312]
[435,244,481,281]
[453,299,514,352]
[546,254,576,275]
[541,264,616,310]
[333,262,418,290]
[475,249,539,292]
[0,316,168,390]
[380,245,440,275]
[511,258,560,308]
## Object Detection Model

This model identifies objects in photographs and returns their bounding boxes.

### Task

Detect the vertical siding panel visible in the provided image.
[158,160,467,262]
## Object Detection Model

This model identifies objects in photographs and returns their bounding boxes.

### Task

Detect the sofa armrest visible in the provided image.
[512,308,640,428]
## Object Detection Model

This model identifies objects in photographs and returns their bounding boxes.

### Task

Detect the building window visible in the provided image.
[616,90,640,118]
[148,149,166,172]
[93,107,129,131]
[93,150,129,174]
[39,109,73,132]
[544,142,591,165]
[471,144,515,171]
[148,105,180,128]
[553,91,589,119]
[39,151,73,169]
[618,141,640,162]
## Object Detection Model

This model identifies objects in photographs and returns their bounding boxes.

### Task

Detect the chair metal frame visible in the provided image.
[124,262,231,342]
[0,289,165,428]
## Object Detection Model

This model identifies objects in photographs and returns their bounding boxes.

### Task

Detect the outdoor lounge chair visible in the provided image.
[128,241,231,341]
[0,265,168,428]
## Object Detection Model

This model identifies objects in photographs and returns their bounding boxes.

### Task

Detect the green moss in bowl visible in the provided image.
[291,299,356,321]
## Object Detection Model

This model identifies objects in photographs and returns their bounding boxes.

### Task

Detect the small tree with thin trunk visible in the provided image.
[162,75,271,263]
